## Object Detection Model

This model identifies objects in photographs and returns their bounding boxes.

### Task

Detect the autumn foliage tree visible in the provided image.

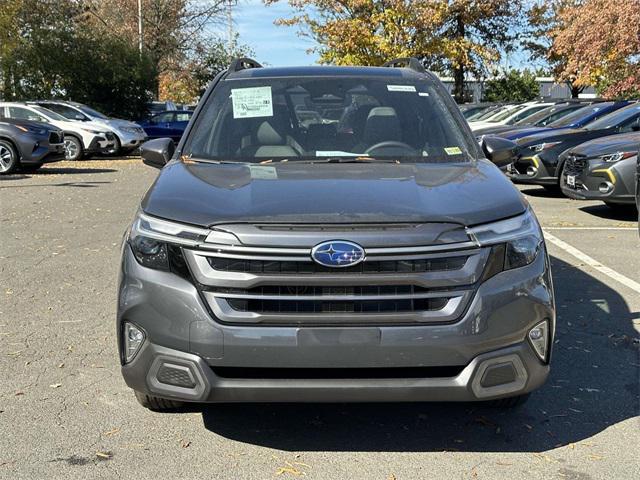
[550,0,640,98]
[266,0,522,102]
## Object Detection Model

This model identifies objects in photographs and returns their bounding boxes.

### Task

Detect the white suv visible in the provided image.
[0,102,116,160]
[32,101,147,155]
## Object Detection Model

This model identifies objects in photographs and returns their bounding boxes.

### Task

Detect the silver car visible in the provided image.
[118,58,555,411]
[32,101,147,155]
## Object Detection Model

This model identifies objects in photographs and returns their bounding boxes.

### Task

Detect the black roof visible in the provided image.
[227,65,431,80]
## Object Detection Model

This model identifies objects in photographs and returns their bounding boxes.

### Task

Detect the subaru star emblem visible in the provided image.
[311,241,365,268]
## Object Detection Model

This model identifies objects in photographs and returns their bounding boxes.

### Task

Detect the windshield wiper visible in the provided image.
[293,157,401,164]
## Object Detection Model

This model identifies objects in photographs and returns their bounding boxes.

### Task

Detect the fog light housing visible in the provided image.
[526,166,538,176]
[528,320,549,362]
[598,182,613,194]
[123,322,145,363]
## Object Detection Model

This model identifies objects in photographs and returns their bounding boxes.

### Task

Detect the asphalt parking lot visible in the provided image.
[1,158,638,480]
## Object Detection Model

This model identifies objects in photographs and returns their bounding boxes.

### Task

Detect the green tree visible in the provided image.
[266,0,522,103]
[482,69,540,102]
[0,0,156,118]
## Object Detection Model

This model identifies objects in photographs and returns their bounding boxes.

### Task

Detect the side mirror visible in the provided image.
[141,138,175,169]
[481,135,517,168]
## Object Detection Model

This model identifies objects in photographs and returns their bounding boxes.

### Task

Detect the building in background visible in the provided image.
[437,76,597,103]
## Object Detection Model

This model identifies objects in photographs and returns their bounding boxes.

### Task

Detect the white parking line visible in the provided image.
[543,230,640,294]
[545,227,636,231]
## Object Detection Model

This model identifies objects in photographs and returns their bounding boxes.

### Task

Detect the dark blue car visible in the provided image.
[139,110,193,142]
[499,101,630,141]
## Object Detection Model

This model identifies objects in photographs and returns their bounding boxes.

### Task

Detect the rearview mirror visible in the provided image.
[481,135,517,168]
[141,138,175,169]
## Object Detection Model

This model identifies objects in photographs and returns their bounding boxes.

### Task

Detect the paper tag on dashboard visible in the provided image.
[232,86,273,119]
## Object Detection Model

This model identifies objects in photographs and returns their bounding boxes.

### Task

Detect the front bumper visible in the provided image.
[115,129,148,150]
[561,156,637,204]
[118,243,555,403]
[87,134,117,153]
[506,155,558,185]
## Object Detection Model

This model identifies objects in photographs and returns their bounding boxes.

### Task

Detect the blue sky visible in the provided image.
[234,0,319,66]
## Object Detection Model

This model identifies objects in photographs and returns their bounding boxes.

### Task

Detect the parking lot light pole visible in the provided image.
[138,0,143,55]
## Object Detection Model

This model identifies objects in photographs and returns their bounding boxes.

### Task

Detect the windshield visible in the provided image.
[547,103,614,127]
[79,105,108,119]
[472,105,507,121]
[32,106,69,122]
[584,103,640,130]
[489,105,526,122]
[185,76,475,163]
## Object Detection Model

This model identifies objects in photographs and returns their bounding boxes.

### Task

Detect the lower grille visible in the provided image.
[227,297,449,314]
[211,366,465,379]
[49,131,63,144]
[564,155,587,174]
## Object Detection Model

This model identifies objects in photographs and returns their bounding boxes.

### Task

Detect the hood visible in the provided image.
[0,117,56,131]
[58,119,110,133]
[474,125,526,137]
[99,118,141,129]
[516,127,583,145]
[141,160,527,228]
[566,132,640,158]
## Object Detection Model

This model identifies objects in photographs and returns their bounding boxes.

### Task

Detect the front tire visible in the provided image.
[107,136,121,156]
[0,139,19,174]
[64,136,83,161]
[134,391,184,411]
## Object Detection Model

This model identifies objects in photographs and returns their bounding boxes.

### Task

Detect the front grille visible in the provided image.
[49,131,63,144]
[564,155,587,174]
[184,230,486,326]
[211,365,465,379]
[207,255,468,274]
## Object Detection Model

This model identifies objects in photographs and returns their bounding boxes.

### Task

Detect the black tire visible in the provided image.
[134,391,184,411]
[486,393,530,408]
[107,136,121,156]
[0,139,19,174]
[64,135,83,161]
[542,184,560,192]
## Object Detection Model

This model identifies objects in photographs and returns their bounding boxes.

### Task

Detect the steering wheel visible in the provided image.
[364,141,416,156]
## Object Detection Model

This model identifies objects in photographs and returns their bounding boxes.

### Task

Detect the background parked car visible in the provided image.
[508,102,640,189]
[32,101,147,155]
[138,110,193,143]
[473,102,592,139]
[141,101,178,120]
[498,101,630,141]
[0,102,116,160]
[560,132,640,209]
[0,117,65,174]
[469,101,554,131]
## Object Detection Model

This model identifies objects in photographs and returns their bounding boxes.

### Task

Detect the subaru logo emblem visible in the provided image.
[311,241,365,268]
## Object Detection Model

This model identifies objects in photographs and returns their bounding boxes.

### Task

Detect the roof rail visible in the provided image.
[228,57,263,73]
[382,57,425,74]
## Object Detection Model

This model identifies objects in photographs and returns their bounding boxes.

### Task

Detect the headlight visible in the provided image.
[16,125,47,135]
[128,212,211,271]
[468,209,543,272]
[121,126,142,134]
[598,151,636,163]
[529,141,562,152]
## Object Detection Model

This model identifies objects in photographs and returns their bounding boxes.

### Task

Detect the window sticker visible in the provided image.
[387,85,417,92]
[444,147,463,155]
[232,86,273,119]
[249,165,278,179]
[316,151,361,157]
[418,92,430,97]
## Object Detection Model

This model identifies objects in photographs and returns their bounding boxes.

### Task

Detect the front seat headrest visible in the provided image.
[256,121,285,145]
[363,106,402,145]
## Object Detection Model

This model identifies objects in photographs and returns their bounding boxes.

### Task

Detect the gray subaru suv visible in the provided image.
[118,58,555,411]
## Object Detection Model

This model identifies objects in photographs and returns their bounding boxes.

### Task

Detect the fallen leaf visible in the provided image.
[104,428,120,436]
[49,383,62,389]
[58,363,64,368]
[181,440,191,448]
[96,451,112,459]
